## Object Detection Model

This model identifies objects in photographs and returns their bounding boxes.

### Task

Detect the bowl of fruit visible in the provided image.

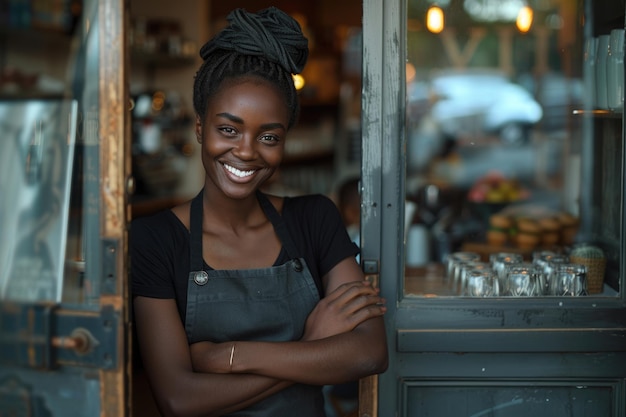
[467,171,530,220]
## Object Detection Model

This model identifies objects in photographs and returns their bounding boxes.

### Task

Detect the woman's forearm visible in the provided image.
[148,369,292,417]
[213,317,388,385]
[209,377,293,416]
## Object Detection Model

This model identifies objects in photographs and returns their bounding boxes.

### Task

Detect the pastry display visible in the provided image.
[484,206,579,251]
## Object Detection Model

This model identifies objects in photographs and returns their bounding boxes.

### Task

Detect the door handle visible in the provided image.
[51,328,98,355]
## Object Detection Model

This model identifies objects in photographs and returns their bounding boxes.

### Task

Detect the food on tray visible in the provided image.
[537,217,561,246]
[486,214,512,246]
[485,206,579,249]
[514,217,542,249]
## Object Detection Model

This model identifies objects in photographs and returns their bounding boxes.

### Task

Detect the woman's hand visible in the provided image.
[301,280,386,341]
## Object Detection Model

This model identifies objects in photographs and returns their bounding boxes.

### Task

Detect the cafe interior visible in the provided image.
[1,0,626,415]
[4,0,622,271]
[117,0,624,301]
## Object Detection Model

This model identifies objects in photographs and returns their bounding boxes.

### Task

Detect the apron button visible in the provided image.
[293,259,303,272]
[192,270,209,285]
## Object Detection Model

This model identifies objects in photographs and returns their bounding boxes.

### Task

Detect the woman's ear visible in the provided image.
[195,115,203,143]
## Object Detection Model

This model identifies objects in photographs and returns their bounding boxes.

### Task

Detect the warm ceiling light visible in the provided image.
[426,5,444,34]
[292,74,305,91]
[406,62,416,84]
[516,6,533,33]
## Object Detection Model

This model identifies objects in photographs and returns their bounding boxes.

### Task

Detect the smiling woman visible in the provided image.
[197,80,288,199]
[130,6,388,417]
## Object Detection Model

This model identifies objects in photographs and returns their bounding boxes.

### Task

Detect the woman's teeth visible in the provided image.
[224,164,255,178]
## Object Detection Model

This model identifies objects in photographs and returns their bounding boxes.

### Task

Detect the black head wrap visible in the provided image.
[199,7,308,75]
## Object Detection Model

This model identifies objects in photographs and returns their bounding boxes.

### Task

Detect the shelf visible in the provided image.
[0,93,66,101]
[130,49,196,68]
[0,26,73,51]
[572,109,623,119]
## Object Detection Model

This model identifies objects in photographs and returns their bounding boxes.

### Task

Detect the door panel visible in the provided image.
[360,0,626,416]
[0,372,102,416]
[0,0,130,415]
[401,380,620,417]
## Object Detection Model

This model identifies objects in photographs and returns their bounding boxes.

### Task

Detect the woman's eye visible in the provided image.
[219,126,237,136]
[260,134,280,144]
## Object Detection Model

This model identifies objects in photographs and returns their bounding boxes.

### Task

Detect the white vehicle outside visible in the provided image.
[427,70,543,146]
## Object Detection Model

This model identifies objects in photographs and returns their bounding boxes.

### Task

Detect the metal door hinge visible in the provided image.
[102,238,119,295]
[362,259,380,288]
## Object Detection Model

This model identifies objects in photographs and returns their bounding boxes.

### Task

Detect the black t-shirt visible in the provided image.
[130,193,360,324]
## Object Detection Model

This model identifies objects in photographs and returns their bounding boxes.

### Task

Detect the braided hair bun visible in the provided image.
[200,7,308,75]
[193,7,308,128]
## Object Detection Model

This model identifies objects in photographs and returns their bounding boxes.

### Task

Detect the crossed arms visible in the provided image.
[134,257,388,417]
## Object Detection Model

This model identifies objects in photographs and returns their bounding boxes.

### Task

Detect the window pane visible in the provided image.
[404,0,623,299]
[0,0,103,305]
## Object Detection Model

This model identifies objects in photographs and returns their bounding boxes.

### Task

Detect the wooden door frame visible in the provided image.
[99,0,131,415]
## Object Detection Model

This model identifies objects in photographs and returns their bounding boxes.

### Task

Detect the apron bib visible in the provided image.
[185,190,325,416]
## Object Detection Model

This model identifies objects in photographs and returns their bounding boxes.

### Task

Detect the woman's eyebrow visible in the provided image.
[216,112,243,124]
[215,112,286,130]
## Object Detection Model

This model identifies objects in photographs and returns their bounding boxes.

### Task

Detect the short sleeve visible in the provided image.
[311,195,360,276]
[130,212,182,299]
[282,194,360,280]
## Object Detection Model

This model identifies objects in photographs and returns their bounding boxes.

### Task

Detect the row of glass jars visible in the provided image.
[445,251,588,297]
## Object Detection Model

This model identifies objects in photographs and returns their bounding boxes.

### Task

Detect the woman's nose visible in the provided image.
[232,135,256,159]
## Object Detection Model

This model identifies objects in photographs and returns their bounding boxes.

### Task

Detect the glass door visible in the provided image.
[402,0,622,301]
[360,0,626,415]
[0,0,130,415]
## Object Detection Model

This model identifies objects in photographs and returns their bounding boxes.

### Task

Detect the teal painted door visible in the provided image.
[360,1,626,416]
[0,0,131,415]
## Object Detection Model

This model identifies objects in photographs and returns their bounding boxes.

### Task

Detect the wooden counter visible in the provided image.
[404,263,459,297]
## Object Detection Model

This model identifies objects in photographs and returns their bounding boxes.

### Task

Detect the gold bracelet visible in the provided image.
[229,344,235,371]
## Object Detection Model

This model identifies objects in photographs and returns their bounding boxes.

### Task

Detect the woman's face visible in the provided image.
[197,77,289,200]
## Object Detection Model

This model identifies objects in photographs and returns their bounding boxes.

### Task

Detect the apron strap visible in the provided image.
[189,189,204,271]
[189,189,302,271]
[256,190,301,261]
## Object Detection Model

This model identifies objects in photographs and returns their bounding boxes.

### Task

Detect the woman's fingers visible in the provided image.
[302,281,386,341]
[324,281,384,312]
[335,292,386,326]
[345,299,387,327]
[325,280,380,304]
[343,293,386,316]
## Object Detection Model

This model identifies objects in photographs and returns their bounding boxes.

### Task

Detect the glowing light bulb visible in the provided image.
[406,62,416,84]
[293,74,305,91]
[427,6,444,34]
[516,6,533,33]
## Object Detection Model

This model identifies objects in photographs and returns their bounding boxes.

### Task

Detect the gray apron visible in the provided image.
[185,190,325,416]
